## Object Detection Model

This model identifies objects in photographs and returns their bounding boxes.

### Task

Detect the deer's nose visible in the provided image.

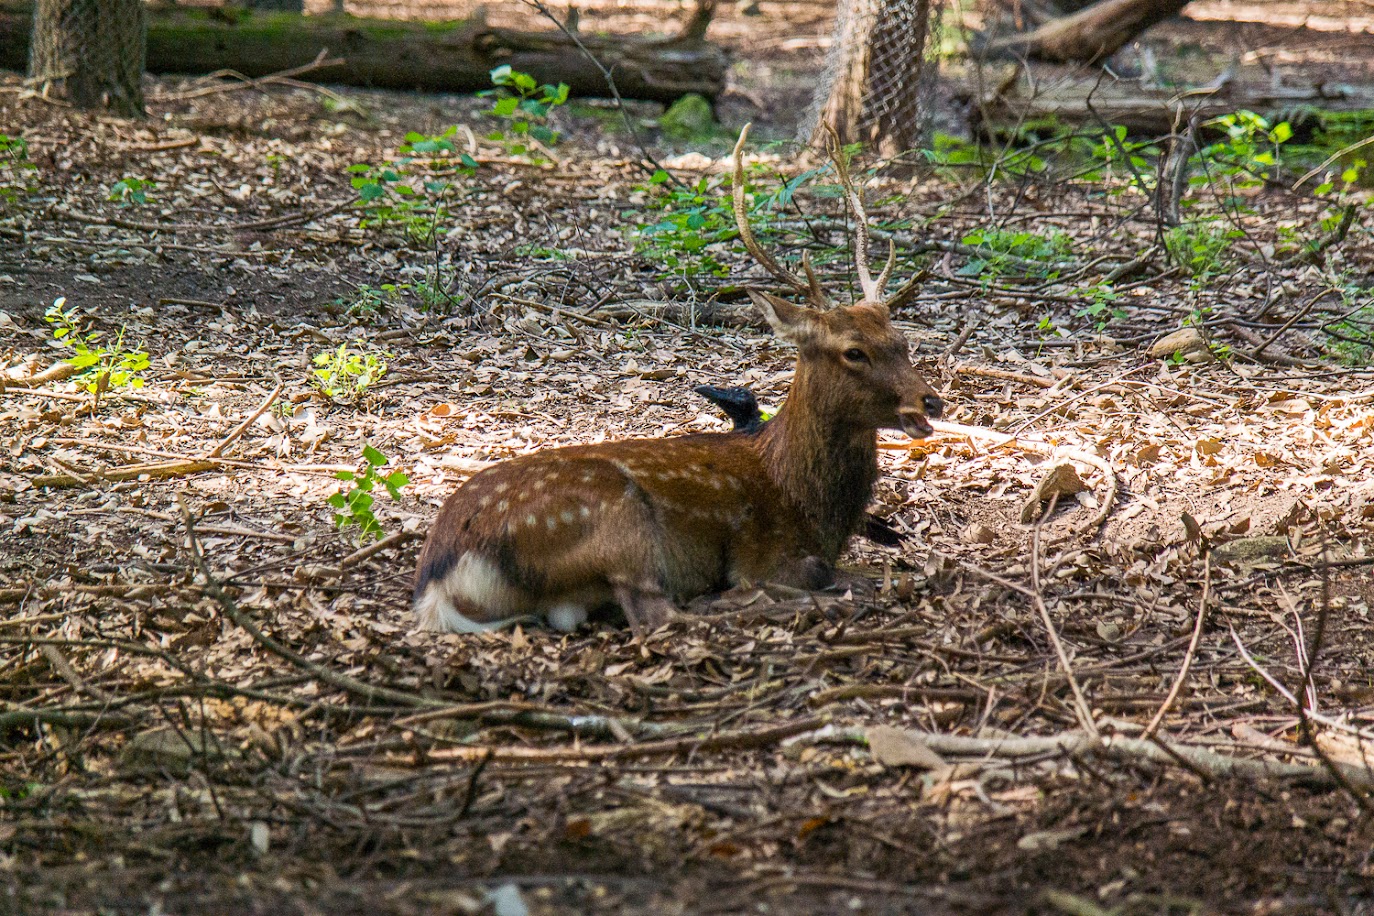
[923,394,944,419]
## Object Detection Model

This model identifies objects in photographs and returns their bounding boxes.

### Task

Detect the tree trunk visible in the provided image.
[812,0,937,155]
[0,4,727,103]
[27,0,146,116]
[981,0,1191,64]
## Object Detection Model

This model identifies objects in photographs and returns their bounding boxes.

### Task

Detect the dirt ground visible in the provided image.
[3,1,1374,914]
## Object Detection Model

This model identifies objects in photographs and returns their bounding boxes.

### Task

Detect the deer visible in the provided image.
[413,123,943,638]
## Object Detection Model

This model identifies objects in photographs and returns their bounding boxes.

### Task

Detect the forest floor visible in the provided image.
[3,1,1374,914]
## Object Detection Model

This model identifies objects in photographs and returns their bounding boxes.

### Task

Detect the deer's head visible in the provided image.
[732,124,943,437]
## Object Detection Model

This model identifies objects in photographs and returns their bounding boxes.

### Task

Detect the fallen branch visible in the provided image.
[417,715,827,764]
[0,360,81,390]
[32,459,221,489]
[823,727,1374,789]
[340,529,421,569]
[208,379,283,458]
[951,363,1059,389]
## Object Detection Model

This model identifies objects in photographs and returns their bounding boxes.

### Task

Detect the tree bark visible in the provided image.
[27,0,146,116]
[0,3,726,103]
[981,0,1191,64]
[812,0,937,155]
[965,70,1374,136]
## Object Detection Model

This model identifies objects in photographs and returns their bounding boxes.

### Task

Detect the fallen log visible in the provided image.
[979,0,1191,64]
[0,3,726,103]
[963,68,1374,137]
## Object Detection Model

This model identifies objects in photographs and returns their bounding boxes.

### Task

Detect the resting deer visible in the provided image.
[413,124,943,637]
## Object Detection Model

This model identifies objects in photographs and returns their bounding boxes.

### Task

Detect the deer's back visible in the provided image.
[415,431,819,614]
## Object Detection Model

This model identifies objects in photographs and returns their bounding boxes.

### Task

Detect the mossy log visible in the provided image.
[964,68,1374,137]
[0,3,726,103]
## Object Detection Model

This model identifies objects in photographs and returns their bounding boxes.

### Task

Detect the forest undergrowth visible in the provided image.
[2,9,1374,911]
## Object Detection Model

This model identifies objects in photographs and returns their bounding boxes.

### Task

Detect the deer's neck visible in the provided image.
[757,364,878,560]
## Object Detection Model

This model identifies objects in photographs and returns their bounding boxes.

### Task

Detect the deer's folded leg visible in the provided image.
[612,582,682,640]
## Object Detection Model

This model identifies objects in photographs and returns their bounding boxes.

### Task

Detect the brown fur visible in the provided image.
[413,300,941,636]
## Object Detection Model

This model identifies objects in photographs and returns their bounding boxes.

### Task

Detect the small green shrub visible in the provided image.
[108,176,154,206]
[483,65,569,161]
[957,227,1073,280]
[1075,283,1127,331]
[329,444,408,542]
[0,133,36,211]
[44,297,150,400]
[311,343,388,399]
[336,283,409,320]
[1165,220,1243,279]
[1193,111,1292,191]
[348,128,477,244]
[635,171,738,278]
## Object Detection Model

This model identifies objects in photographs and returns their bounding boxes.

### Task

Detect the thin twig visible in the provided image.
[1031,495,1099,738]
[1141,555,1211,740]
[208,379,283,459]
[518,0,677,185]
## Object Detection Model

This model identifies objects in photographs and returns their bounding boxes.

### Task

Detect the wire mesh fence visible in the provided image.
[28,0,146,116]
[806,0,943,154]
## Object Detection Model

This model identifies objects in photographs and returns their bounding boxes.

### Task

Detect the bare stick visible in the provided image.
[1032,496,1099,738]
[818,727,1374,789]
[208,379,283,459]
[340,530,421,570]
[1141,555,1210,740]
[420,715,826,763]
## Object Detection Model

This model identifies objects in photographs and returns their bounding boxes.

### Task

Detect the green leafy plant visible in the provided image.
[1192,111,1292,193]
[1165,220,1243,279]
[43,298,150,401]
[957,227,1073,281]
[108,176,154,206]
[635,171,738,278]
[483,65,569,161]
[329,444,408,542]
[0,133,36,211]
[348,128,477,244]
[335,283,410,320]
[311,343,388,399]
[1075,283,1127,331]
[1322,277,1374,366]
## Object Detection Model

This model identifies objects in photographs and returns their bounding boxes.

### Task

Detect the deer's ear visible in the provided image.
[749,291,823,346]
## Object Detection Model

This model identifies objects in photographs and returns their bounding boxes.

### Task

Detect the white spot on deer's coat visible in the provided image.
[494,482,509,494]
[525,514,538,528]
[546,516,558,530]
[561,510,576,525]
[579,506,592,520]
[497,500,509,512]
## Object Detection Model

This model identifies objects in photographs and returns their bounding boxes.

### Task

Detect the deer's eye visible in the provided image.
[843,348,869,364]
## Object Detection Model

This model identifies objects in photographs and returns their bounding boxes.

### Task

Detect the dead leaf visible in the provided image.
[867,726,947,769]
[1020,463,1087,523]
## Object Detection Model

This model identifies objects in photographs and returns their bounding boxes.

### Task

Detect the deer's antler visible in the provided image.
[732,124,829,308]
[823,125,896,306]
